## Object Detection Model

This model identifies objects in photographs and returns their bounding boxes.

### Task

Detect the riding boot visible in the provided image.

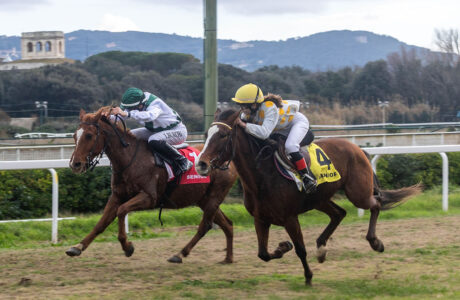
[298,168,317,194]
[290,151,317,194]
[148,140,193,176]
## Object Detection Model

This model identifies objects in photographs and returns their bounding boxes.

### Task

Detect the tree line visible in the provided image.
[0,49,459,133]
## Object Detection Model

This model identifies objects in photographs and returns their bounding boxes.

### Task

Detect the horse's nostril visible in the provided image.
[198,161,207,170]
[74,162,81,168]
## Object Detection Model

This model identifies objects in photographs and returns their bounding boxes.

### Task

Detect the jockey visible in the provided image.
[105,87,192,176]
[232,83,317,194]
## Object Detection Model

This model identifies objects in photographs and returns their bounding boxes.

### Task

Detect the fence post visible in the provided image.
[439,153,448,211]
[48,168,59,244]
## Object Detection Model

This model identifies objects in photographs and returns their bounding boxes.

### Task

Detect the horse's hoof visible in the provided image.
[278,241,293,253]
[219,258,233,264]
[369,239,385,253]
[124,244,135,257]
[167,255,183,263]
[65,247,82,257]
[316,245,327,263]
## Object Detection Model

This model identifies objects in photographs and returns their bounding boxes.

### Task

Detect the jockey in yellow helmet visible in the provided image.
[232,83,317,194]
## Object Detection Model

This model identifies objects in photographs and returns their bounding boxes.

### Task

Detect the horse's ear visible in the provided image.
[79,109,86,120]
[214,108,221,121]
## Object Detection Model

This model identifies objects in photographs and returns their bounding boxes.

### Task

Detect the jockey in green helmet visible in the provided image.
[104,87,192,176]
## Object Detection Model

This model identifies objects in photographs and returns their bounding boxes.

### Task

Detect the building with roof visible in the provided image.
[0,31,74,71]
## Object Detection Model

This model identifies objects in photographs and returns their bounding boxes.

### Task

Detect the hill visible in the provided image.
[0,30,430,71]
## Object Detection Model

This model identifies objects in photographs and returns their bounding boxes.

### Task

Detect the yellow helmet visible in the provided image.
[231,83,264,104]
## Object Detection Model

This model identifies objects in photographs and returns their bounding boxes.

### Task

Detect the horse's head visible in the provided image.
[69,107,110,173]
[196,108,240,176]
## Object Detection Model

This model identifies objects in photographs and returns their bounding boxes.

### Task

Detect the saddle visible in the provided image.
[152,143,188,173]
[270,130,315,169]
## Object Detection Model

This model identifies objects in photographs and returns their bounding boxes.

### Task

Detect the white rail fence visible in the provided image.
[1,132,459,161]
[1,145,459,243]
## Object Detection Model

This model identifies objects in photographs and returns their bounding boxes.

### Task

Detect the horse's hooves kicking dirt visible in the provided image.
[65,247,82,257]
[167,255,183,263]
[124,244,135,257]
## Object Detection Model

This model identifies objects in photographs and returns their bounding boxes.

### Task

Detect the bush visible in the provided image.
[0,167,112,220]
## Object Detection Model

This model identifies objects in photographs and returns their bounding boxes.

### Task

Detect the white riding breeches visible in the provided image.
[284,113,310,154]
[131,123,188,145]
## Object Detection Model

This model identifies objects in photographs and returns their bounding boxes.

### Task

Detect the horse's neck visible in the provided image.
[232,128,265,190]
[103,131,141,171]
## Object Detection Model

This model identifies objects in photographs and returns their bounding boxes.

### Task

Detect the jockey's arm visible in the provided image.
[244,105,279,140]
[127,105,162,122]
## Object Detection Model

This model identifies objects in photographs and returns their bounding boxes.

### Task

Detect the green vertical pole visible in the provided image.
[203,0,217,131]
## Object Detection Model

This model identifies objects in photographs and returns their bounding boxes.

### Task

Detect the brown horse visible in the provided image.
[196,109,421,285]
[66,107,238,264]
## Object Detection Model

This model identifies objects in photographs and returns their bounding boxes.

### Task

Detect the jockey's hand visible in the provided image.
[107,107,128,117]
[236,118,247,129]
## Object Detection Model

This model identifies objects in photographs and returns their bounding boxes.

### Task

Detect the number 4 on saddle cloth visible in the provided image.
[274,142,341,192]
[152,145,210,185]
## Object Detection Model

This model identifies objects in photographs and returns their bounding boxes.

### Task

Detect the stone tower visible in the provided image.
[21,31,65,60]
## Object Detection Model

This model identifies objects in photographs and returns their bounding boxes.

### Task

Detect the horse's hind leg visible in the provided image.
[367,198,384,252]
[284,216,313,285]
[254,219,293,262]
[168,201,220,263]
[315,200,347,263]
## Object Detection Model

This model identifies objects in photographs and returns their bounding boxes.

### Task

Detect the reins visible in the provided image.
[209,121,236,170]
[80,114,138,173]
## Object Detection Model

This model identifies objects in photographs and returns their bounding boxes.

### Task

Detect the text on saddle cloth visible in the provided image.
[275,142,341,187]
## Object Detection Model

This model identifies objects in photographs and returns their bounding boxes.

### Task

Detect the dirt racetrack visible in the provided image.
[1,215,459,299]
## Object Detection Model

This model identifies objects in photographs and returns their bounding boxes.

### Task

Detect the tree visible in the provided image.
[434,28,460,65]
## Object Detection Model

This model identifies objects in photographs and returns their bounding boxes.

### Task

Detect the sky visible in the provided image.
[0,0,459,50]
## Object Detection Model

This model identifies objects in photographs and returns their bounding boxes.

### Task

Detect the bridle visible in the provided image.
[78,115,137,173]
[208,121,236,170]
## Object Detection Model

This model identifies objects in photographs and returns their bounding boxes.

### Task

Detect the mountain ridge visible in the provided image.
[0,29,430,71]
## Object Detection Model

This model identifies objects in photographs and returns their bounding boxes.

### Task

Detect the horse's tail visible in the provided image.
[362,150,423,210]
[378,183,423,210]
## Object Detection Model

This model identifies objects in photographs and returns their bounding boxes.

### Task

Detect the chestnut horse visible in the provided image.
[196,109,421,285]
[66,107,238,264]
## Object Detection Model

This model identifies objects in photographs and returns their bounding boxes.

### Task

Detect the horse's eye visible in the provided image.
[218,132,227,138]
[85,133,93,140]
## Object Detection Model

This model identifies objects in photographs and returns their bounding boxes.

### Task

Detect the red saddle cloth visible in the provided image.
[173,146,210,184]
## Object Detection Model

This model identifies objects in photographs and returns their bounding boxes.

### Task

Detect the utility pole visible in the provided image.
[203,0,218,131]
[35,101,48,126]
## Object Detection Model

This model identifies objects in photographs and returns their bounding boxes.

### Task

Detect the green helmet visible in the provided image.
[121,87,144,109]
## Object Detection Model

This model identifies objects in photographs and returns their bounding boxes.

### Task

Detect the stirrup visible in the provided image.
[302,174,317,194]
[175,158,193,176]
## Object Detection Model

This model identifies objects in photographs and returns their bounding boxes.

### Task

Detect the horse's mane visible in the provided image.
[217,108,239,122]
[86,106,136,139]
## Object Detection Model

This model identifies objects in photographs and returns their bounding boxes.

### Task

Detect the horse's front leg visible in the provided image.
[66,195,119,256]
[254,218,293,262]
[117,191,155,257]
[284,216,313,285]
